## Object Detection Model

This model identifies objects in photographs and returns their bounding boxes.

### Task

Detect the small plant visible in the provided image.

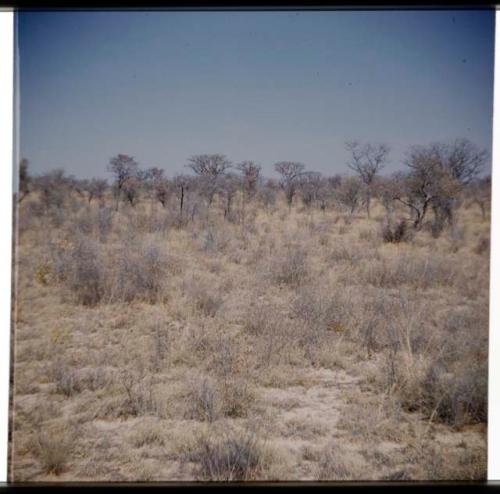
[187,377,221,423]
[34,428,74,475]
[270,244,308,286]
[187,429,263,481]
[51,358,81,397]
[381,217,411,243]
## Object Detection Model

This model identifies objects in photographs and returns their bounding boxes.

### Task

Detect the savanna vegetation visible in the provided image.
[10,138,490,481]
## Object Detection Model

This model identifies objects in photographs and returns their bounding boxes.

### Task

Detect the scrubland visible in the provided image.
[9,187,489,481]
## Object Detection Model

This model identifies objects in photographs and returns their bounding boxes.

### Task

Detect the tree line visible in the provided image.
[17,137,491,232]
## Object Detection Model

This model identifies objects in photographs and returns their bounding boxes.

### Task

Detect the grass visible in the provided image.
[10,189,489,481]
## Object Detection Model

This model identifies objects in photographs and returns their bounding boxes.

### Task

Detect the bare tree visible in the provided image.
[85,178,108,205]
[141,167,170,208]
[121,175,142,208]
[236,161,261,198]
[186,154,232,206]
[393,146,460,230]
[258,179,278,210]
[335,176,362,215]
[274,161,305,208]
[187,154,232,177]
[172,174,192,217]
[107,154,139,210]
[219,174,241,220]
[434,138,488,185]
[297,171,323,208]
[345,141,390,218]
[466,176,491,221]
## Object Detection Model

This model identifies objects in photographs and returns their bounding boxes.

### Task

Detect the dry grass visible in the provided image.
[10,190,489,481]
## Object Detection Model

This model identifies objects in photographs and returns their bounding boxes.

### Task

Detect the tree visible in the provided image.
[34,169,69,210]
[18,158,30,203]
[186,154,232,205]
[345,140,390,218]
[107,154,139,209]
[186,154,232,177]
[466,176,491,221]
[153,178,170,208]
[172,174,191,217]
[433,138,488,186]
[335,176,362,215]
[142,167,170,208]
[393,145,460,230]
[219,174,241,220]
[85,178,108,205]
[274,161,305,207]
[121,175,141,208]
[236,161,261,198]
[297,171,323,208]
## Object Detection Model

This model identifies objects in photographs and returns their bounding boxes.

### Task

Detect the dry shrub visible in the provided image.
[51,357,82,397]
[269,244,308,286]
[186,428,264,481]
[183,277,224,317]
[243,302,301,367]
[316,444,366,480]
[57,236,105,306]
[198,224,230,254]
[291,286,347,334]
[421,361,487,427]
[186,376,222,423]
[50,235,168,305]
[97,206,113,242]
[128,421,165,448]
[34,427,76,475]
[218,377,255,419]
[381,217,412,243]
[329,241,363,264]
[382,347,487,428]
[118,370,160,417]
[112,243,166,304]
[186,374,255,422]
[359,253,456,289]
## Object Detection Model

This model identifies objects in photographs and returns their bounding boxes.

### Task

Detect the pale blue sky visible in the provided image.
[17,9,495,179]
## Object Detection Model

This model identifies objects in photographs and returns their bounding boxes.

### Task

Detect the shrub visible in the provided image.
[118,371,159,417]
[51,358,81,397]
[128,422,165,448]
[34,428,74,475]
[187,429,263,481]
[317,444,365,480]
[270,244,308,286]
[329,241,363,264]
[113,243,166,304]
[186,364,255,421]
[186,376,221,423]
[198,226,230,254]
[360,254,456,290]
[381,218,412,243]
[219,377,255,419]
[291,287,345,334]
[55,236,105,306]
[183,279,223,317]
[97,206,113,242]
[422,361,487,427]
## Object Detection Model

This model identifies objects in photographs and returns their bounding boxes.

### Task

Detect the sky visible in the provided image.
[17,9,495,180]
